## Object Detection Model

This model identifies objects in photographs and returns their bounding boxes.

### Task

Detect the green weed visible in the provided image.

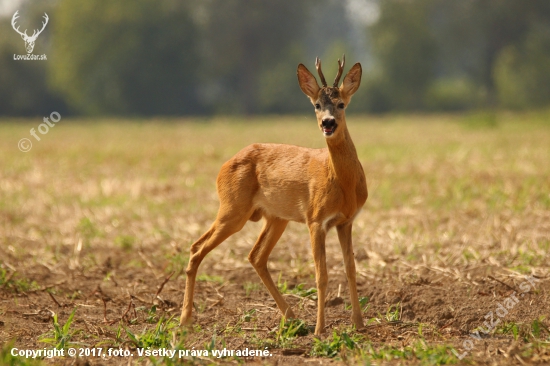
[77,217,102,243]
[290,283,317,299]
[197,274,224,284]
[135,304,159,323]
[125,315,179,349]
[311,330,457,364]
[164,249,188,275]
[311,331,361,358]
[531,316,550,339]
[276,277,317,300]
[243,282,260,297]
[39,308,79,350]
[495,318,550,342]
[1,341,44,365]
[0,268,39,292]
[384,303,402,322]
[204,333,221,353]
[114,235,135,251]
[496,322,520,340]
[242,309,257,323]
[345,296,370,312]
[276,318,309,348]
[359,340,458,364]
[277,273,288,294]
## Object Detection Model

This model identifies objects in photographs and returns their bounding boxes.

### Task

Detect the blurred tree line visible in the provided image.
[1,0,550,116]
[364,0,550,112]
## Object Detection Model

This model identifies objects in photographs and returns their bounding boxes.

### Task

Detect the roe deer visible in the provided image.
[180,56,366,335]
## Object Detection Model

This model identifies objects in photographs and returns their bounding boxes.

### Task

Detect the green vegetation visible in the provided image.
[275,318,309,348]
[495,317,550,342]
[0,268,39,293]
[140,304,160,324]
[312,332,458,364]
[241,308,257,323]
[384,303,402,322]
[39,308,79,350]
[77,217,102,245]
[278,274,318,299]
[197,274,225,284]
[243,282,260,297]
[360,341,458,364]
[125,316,180,349]
[1,342,44,366]
[115,235,136,251]
[51,0,200,115]
[165,250,189,275]
[312,331,361,357]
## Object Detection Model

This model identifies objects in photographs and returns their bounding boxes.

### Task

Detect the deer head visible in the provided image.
[11,11,49,54]
[297,55,362,140]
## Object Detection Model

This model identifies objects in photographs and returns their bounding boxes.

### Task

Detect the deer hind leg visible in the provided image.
[247,217,295,319]
[180,207,252,326]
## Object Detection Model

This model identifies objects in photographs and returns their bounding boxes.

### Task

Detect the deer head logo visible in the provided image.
[11,11,49,54]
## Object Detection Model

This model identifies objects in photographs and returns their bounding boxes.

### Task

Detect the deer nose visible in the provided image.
[321,118,336,128]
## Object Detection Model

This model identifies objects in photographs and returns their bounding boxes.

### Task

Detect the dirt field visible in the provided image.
[1,112,549,365]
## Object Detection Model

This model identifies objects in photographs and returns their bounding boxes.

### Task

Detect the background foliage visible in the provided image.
[1,0,550,116]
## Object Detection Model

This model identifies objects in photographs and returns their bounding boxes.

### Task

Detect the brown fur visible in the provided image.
[180,59,367,335]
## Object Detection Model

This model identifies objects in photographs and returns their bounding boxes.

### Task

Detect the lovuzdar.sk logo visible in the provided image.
[11,10,48,61]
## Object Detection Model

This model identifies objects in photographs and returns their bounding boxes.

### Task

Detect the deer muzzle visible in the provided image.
[321,118,337,137]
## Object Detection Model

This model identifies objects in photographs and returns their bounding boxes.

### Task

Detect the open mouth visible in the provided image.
[322,125,337,137]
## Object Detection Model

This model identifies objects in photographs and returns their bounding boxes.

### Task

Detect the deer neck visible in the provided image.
[325,124,361,184]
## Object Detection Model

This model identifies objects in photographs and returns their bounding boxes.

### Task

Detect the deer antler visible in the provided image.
[30,13,49,40]
[11,11,28,37]
[315,57,328,87]
[333,55,345,87]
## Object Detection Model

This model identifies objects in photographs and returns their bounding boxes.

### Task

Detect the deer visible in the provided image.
[180,56,367,335]
[11,11,49,54]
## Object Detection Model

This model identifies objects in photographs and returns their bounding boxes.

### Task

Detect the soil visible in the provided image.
[2,238,549,365]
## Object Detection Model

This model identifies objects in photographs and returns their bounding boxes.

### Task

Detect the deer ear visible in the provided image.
[341,63,362,97]
[297,64,320,100]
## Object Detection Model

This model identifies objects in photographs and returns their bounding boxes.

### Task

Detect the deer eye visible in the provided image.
[315,103,321,110]
[338,103,345,109]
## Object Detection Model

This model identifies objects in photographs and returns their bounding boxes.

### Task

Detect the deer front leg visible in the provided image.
[336,223,364,329]
[309,223,328,335]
